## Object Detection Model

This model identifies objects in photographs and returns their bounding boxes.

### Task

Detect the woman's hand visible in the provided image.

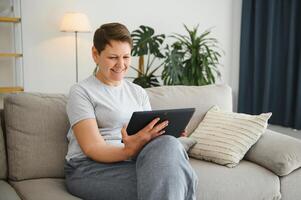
[121,118,168,158]
[180,129,188,137]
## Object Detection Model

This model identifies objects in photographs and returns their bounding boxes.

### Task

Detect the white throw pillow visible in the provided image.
[188,106,272,167]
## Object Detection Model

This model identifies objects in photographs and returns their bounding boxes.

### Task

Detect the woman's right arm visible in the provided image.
[72,117,168,163]
[72,118,129,162]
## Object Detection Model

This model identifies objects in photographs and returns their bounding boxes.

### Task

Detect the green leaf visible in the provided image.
[162,24,223,86]
[131,25,165,58]
[131,25,167,88]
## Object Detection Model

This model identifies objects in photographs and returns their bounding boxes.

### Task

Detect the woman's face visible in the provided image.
[93,40,131,86]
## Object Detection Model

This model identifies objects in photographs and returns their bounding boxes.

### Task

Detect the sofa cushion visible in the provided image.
[146,84,232,135]
[189,106,271,167]
[280,168,301,200]
[0,180,21,200]
[0,114,7,180]
[9,178,80,200]
[8,161,282,200]
[190,158,281,200]
[245,129,301,176]
[4,93,69,181]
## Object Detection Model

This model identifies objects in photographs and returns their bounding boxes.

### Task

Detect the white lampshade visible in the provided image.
[60,12,91,32]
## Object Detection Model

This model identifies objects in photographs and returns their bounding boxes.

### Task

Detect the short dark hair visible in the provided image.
[93,22,133,53]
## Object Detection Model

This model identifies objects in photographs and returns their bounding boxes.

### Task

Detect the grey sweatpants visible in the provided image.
[64,135,198,200]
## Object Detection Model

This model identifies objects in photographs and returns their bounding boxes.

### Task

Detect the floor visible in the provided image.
[268,124,301,140]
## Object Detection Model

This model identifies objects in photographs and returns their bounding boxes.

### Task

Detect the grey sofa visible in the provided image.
[1,84,301,200]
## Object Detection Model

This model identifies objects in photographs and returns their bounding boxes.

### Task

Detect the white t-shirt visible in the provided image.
[65,75,151,161]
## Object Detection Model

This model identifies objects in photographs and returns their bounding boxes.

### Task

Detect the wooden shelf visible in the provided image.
[0,17,21,23]
[0,53,23,57]
[0,87,24,93]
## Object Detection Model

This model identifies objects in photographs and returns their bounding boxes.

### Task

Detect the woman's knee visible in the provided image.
[151,135,182,148]
[138,135,187,162]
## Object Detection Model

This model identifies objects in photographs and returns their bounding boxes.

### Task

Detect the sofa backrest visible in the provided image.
[4,93,69,181]
[146,84,233,135]
[0,110,7,180]
[3,84,232,181]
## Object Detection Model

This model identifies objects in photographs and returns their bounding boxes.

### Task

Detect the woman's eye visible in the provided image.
[109,57,117,59]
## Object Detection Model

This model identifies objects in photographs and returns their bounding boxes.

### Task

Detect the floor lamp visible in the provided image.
[60,12,91,82]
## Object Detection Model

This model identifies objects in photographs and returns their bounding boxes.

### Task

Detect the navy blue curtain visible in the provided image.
[238,0,301,129]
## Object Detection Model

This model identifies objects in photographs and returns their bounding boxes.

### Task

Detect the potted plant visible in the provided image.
[130,25,165,88]
[162,25,222,86]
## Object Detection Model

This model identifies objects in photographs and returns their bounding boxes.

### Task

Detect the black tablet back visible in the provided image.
[126,108,195,138]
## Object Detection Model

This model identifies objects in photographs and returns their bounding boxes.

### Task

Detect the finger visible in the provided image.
[181,130,188,136]
[121,125,128,139]
[143,117,161,131]
[152,120,169,133]
[152,130,165,138]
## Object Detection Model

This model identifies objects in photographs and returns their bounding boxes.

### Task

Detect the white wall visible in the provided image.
[21,0,242,107]
[230,0,242,111]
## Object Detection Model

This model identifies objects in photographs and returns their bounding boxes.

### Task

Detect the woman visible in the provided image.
[64,22,198,200]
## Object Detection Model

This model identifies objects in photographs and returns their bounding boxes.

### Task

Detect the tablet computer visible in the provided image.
[126,108,195,138]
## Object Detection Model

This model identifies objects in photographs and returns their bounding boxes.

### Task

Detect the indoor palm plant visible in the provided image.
[162,25,222,86]
[130,25,165,88]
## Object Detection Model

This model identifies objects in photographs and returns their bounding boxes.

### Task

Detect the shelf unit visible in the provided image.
[0,0,23,94]
[0,87,23,93]
[0,53,22,57]
[0,16,20,23]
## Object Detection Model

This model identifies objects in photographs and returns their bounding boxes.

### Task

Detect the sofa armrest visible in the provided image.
[244,129,301,176]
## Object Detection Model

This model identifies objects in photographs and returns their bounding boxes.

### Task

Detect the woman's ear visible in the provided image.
[92,46,100,63]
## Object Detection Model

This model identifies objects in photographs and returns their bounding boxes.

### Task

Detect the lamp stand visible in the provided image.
[75,31,78,83]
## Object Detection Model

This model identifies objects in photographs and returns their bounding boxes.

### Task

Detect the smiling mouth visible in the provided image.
[111,68,125,73]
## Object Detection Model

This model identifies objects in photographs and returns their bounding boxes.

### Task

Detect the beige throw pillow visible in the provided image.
[245,129,301,176]
[189,106,272,167]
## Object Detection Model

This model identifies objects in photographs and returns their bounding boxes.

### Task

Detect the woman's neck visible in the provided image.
[95,72,121,87]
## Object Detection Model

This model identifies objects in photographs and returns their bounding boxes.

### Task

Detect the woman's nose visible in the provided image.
[117,57,125,67]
